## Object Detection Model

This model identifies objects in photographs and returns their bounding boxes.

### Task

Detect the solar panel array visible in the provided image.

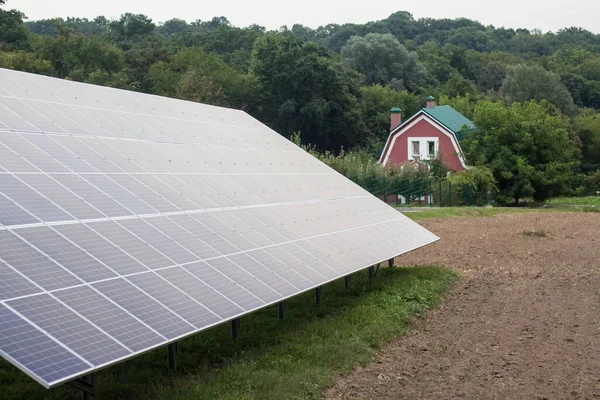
[0,67,438,388]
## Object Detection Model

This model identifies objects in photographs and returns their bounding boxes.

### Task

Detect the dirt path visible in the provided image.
[327,212,600,400]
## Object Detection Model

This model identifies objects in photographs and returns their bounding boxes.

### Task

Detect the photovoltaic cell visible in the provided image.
[156,266,244,319]
[0,304,91,385]
[86,221,173,270]
[0,133,70,172]
[0,175,74,222]
[126,272,220,329]
[205,257,281,305]
[116,218,199,265]
[0,231,83,291]
[16,174,105,220]
[50,174,131,217]
[0,260,41,300]
[0,67,438,389]
[52,286,164,352]
[186,261,265,311]
[7,294,131,366]
[15,227,117,282]
[92,278,194,340]
[52,223,148,276]
[0,193,40,226]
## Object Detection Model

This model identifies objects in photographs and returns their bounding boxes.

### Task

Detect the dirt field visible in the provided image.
[327,212,600,400]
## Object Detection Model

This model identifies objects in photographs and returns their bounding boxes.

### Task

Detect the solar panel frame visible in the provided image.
[0,67,439,389]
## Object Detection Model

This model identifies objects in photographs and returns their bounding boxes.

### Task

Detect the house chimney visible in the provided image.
[390,107,402,131]
[426,95,436,108]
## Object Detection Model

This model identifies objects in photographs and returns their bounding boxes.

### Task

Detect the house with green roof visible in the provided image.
[380,96,475,171]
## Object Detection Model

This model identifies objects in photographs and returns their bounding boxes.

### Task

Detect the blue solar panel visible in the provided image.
[0,67,439,388]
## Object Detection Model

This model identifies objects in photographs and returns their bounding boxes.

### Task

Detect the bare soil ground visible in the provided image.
[327,212,600,400]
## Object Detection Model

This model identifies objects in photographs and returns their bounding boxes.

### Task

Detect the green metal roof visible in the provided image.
[422,105,476,141]
[390,107,402,113]
[426,95,435,101]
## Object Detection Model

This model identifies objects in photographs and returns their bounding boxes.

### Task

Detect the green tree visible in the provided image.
[573,109,600,173]
[149,47,258,110]
[252,34,366,151]
[502,64,577,115]
[176,69,226,106]
[465,50,522,92]
[0,0,29,50]
[0,50,53,74]
[122,35,170,92]
[341,33,427,91]
[36,29,124,79]
[108,13,156,47]
[449,166,497,205]
[359,85,422,154]
[437,93,478,119]
[157,18,188,37]
[440,71,478,97]
[463,100,578,203]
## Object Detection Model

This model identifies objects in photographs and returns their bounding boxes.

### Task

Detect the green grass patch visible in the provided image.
[0,266,458,400]
[403,205,600,221]
[403,207,528,221]
[547,196,600,206]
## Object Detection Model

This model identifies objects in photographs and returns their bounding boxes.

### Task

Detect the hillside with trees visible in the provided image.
[1,1,599,202]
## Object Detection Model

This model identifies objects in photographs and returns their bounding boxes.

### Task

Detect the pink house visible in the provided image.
[379,96,474,172]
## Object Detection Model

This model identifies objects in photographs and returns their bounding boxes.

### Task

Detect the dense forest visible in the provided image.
[0,0,599,203]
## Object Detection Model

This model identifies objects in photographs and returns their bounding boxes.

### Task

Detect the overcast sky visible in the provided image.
[11,0,600,33]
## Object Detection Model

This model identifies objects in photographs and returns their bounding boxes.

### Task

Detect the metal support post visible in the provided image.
[368,265,375,283]
[232,318,241,340]
[168,342,177,371]
[68,374,95,400]
[278,301,285,319]
[344,275,350,290]
[315,286,322,305]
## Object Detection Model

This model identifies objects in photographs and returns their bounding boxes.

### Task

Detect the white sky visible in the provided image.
[10,0,600,33]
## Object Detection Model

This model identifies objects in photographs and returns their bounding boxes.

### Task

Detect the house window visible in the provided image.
[411,141,420,156]
[428,141,436,157]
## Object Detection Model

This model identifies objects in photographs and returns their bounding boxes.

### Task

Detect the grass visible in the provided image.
[403,205,600,222]
[403,207,529,221]
[547,196,600,206]
[0,266,458,400]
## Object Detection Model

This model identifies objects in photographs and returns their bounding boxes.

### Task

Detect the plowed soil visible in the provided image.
[327,212,600,400]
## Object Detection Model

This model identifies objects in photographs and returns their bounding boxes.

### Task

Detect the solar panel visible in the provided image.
[0,67,439,389]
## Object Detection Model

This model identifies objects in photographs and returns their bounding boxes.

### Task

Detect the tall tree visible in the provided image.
[573,109,600,173]
[108,13,155,47]
[252,33,366,151]
[341,33,427,91]
[502,64,577,115]
[359,85,422,153]
[463,100,578,203]
[0,0,28,50]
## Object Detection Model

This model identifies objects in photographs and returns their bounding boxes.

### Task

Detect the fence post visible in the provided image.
[429,179,432,208]
[439,180,442,207]
[449,181,452,207]
[395,176,399,207]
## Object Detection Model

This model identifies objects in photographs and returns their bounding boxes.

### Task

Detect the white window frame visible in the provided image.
[407,137,439,161]
[411,141,420,157]
[427,140,436,157]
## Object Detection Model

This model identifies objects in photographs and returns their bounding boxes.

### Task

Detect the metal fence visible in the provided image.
[348,175,491,207]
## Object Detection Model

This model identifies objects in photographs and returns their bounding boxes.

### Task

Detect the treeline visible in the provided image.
[0,1,599,203]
